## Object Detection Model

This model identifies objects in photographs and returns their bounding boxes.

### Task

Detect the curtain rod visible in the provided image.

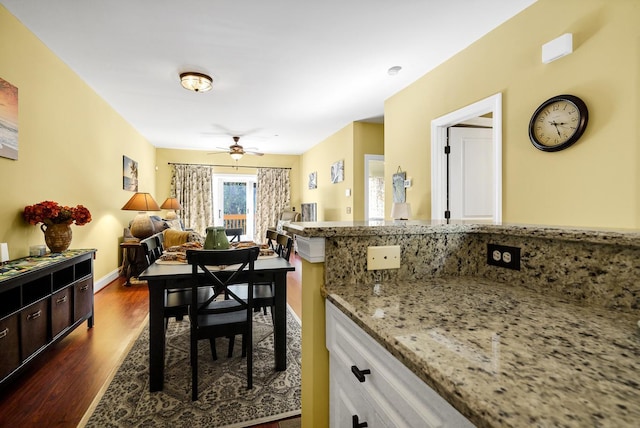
[168,162,291,170]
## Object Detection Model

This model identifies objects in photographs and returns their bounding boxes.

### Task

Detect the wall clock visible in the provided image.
[528,94,588,152]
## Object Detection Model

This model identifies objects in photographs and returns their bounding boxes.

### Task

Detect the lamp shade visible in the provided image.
[121,192,160,212]
[391,202,412,220]
[160,197,182,210]
[160,197,182,220]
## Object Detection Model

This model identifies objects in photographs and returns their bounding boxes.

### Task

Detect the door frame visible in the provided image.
[430,93,502,222]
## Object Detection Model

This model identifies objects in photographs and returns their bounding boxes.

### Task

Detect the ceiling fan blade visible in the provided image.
[207,151,230,155]
[245,151,264,156]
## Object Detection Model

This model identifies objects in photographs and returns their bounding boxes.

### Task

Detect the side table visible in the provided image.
[120,241,147,286]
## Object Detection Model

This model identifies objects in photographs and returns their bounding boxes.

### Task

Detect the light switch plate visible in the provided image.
[367,245,401,270]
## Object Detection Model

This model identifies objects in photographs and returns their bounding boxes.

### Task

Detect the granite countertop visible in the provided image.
[288,221,640,247]
[324,277,640,427]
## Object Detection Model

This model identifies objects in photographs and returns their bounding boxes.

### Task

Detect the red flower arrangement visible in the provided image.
[23,201,92,226]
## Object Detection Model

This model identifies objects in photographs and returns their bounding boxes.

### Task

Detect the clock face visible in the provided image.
[529,95,588,152]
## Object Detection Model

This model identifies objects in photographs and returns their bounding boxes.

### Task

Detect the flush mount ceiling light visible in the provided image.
[179,72,213,92]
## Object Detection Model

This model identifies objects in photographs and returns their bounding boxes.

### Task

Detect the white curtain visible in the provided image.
[170,164,213,236]
[255,168,290,243]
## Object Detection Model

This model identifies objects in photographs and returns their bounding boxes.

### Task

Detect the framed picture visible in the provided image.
[330,160,344,183]
[123,155,138,192]
[301,203,317,222]
[0,77,19,160]
[392,171,406,203]
[308,171,317,189]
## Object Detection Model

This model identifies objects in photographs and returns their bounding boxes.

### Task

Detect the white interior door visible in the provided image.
[448,127,494,221]
[431,93,502,223]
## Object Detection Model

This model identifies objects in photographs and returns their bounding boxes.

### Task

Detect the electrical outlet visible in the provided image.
[487,244,520,270]
[367,245,401,270]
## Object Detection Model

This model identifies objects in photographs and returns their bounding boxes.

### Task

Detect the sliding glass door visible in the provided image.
[212,174,257,238]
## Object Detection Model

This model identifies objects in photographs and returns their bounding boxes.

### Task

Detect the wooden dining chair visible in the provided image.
[265,229,278,250]
[186,246,259,401]
[230,235,292,320]
[275,233,294,262]
[140,235,212,329]
[225,228,243,242]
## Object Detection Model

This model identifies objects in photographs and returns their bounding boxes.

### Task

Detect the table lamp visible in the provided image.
[160,197,182,220]
[391,202,412,220]
[121,192,161,238]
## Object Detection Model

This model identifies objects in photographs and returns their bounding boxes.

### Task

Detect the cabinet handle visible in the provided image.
[27,310,42,320]
[0,328,8,339]
[79,284,89,292]
[56,295,68,304]
[352,415,368,428]
[351,365,371,383]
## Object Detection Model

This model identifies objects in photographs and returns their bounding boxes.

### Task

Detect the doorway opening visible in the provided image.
[212,174,257,238]
[431,93,502,223]
[364,154,385,221]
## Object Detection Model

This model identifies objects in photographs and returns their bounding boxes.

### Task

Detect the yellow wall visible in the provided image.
[385,0,640,229]
[300,122,383,221]
[0,6,156,280]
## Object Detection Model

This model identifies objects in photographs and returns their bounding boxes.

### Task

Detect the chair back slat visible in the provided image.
[225,228,243,242]
[186,247,260,310]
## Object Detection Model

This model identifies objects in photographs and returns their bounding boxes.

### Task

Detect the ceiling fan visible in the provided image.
[208,136,264,160]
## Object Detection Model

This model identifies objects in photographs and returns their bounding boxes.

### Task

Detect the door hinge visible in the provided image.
[444,210,451,219]
[444,145,451,154]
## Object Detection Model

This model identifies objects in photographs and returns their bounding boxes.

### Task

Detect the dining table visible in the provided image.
[139,253,295,392]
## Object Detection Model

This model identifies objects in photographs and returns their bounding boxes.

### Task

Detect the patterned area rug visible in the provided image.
[81,309,301,427]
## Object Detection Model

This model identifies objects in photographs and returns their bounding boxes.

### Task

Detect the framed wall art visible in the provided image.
[392,168,406,203]
[330,160,344,183]
[0,77,19,160]
[308,171,317,189]
[301,202,317,222]
[123,155,139,192]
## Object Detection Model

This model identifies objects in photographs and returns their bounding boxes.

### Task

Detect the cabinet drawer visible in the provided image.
[21,300,49,360]
[51,287,72,338]
[0,314,20,380]
[326,301,473,428]
[331,355,387,428]
[74,278,93,322]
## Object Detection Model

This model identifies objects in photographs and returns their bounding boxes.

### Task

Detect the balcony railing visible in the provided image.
[223,213,246,233]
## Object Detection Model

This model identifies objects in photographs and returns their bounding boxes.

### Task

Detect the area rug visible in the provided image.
[81,308,301,427]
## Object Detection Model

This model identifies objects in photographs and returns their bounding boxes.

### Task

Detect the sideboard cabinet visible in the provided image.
[0,250,95,387]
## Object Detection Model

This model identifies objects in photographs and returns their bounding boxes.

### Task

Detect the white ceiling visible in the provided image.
[2,0,536,155]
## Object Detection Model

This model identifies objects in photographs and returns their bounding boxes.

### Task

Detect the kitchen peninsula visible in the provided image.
[290,221,640,427]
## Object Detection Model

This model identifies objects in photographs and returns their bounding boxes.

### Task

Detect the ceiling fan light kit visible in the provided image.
[179,72,213,92]
[209,136,264,162]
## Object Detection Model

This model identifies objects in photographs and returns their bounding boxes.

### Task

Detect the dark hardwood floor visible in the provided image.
[0,254,302,428]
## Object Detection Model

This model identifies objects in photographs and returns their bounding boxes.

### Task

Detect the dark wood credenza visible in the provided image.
[0,249,96,388]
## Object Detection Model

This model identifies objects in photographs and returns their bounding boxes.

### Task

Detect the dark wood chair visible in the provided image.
[265,229,278,251]
[140,234,212,329]
[186,247,259,400]
[225,228,243,242]
[275,233,294,262]
[229,235,292,320]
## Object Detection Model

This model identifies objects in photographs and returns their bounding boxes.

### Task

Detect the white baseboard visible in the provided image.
[95,268,121,293]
